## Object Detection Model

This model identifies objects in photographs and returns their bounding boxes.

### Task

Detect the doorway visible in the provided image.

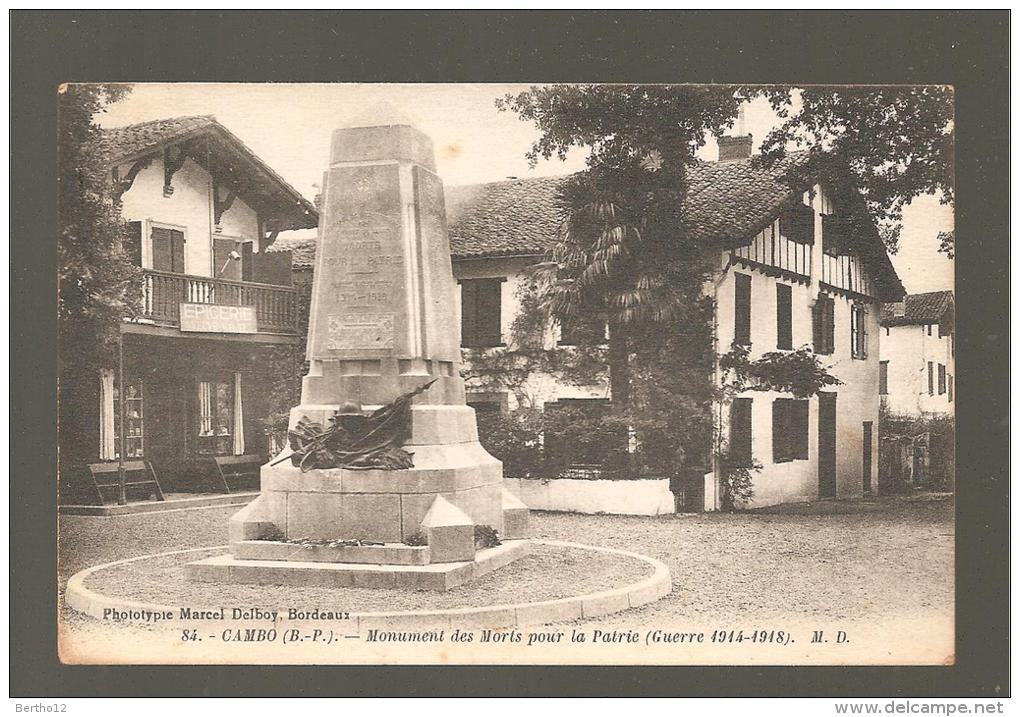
[818,392,837,498]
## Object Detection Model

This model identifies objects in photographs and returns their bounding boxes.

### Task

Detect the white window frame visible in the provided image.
[144,219,189,274]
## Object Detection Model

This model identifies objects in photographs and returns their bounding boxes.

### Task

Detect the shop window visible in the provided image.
[772,398,809,463]
[197,379,234,455]
[114,378,145,458]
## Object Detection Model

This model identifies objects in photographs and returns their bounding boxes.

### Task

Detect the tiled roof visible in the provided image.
[268,232,318,267]
[99,115,318,231]
[99,115,218,163]
[881,290,954,326]
[265,150,903,300]
[444,153,810,259]
[445,177,566,258]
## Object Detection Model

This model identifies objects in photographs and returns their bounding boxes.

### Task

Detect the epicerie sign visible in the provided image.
[179,303,258,334]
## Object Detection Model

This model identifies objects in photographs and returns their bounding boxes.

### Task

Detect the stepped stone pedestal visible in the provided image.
[186,114,530,591]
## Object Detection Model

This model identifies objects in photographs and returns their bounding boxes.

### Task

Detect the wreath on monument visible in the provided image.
[276,379,437,472]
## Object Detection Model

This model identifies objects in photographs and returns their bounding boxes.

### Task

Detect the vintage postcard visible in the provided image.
[55,82,955,666]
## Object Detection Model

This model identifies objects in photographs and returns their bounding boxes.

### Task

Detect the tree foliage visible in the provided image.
[58,83,137,478]
[756,85,954,240]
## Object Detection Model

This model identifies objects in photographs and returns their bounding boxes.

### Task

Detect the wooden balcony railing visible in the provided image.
[140,270,298,334]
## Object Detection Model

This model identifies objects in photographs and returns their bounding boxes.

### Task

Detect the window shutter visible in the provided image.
[241,241,254,282]
[460,281,477,348]
[777,284,792,349]
[938,364,946,394]
[214,237,239,280]
[880,361,889,395]
[793,400,809,459]
[772,399,788,463]
[124,221,143,267]
[729,398,753,464]
[862,306,869,358]
[812,299,823,352]
[734,273,751,346]
[824,297,835,354]
[151,227,172,272]
[170,229,186,274]
[253,250,293,286]
[928,362,934,395]
[479,279,502,346]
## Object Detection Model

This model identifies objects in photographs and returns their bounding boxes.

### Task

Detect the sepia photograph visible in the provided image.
[53,81,957,666]
[10,8,1009,702]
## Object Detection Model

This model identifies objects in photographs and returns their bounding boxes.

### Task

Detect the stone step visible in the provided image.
[232,539,431,565]
[186,539,531,591]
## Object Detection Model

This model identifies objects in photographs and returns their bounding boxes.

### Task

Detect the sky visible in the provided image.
[99,83,953,294]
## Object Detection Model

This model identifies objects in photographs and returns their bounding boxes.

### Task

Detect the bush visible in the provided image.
[718,450,762,511]
[880,409,955,492]
[475,408,548,479]
[474,524,502,549]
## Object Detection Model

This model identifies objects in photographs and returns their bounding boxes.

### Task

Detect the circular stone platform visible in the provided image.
[65,540,671,630]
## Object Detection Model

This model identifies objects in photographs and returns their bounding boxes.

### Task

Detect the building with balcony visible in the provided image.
[82,116,317,495]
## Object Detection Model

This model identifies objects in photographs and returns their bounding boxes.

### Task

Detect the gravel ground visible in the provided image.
[58,495,953,630]
[79,543,652,611]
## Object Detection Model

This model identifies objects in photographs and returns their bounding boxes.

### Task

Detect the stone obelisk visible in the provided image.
[188,113,529,590]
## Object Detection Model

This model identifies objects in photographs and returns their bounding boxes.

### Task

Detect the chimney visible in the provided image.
[892,301,906,317]
[718,134,753,162]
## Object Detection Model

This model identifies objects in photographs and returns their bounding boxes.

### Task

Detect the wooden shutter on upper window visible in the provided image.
[151,227,172,272]
[824,297,835,353]
[813,294,834,355]
[253,250,293,286]
[460,280,478,348]
[241,242,254,282]
[734,273,751,346]
[478,279,503,346]
[777,284,792,349]
[170,230,186,273]
[124,221,143,267]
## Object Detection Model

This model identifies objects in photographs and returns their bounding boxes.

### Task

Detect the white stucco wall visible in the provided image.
[503,477,675,516]
[454,256,609,410]
[713,185,882,508]
[117,155,262,277]
[453,184,890,510]
[880,324,955,416]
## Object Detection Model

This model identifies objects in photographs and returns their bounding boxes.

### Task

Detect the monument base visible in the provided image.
[185,540,532,592]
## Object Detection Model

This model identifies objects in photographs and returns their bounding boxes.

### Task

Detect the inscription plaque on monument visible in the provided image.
[309,162,408,361]
[327,313,395,350]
